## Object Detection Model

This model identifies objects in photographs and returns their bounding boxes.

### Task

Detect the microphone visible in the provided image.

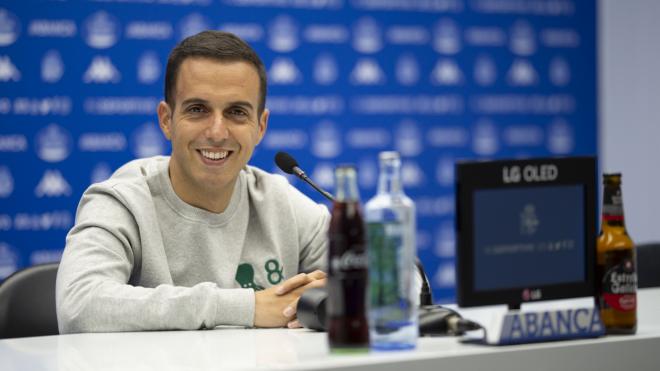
[274,151,335,202]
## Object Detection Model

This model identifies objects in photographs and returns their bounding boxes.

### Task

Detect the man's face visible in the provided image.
[157,57,268,210]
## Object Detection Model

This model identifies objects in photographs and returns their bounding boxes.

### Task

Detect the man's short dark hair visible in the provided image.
[164,31,267,114]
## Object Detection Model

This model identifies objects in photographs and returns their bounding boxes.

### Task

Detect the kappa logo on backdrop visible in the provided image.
[350,58,385,85]
[311,120,341,159]
[137,51,161,84]
[91,162,113,184]
[549,57,571,86]
[507,59,538,86]
[395,119,422,157]
[84,56,120,83]
[358,158,377,189]
[547,118,574,155]
[0,56,21,82]
[474,54,497,86]
[396,54,420,86]
[434,221,456,258]
[35,170,72,198]
[268,15,299,52]
[41,50,64,83]
[0,8,20,47]
[472,118,499,156]
[431,59,463,86]
[401,161,425,187]
[269,57,302,85]
[509,20,537,56]
[435,157,455,187]
[0,166,14,198]
[434,262,456,288]
[131,122,166,158]
[352,17,382,54]
[310,163,335,190]
[35,123,71,163]
[83,11,120,49]
[313,53,338,85]
[177,13,209,41]
[433,18,461,55]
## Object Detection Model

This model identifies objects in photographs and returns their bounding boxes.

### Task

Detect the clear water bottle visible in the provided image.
[365,151,418,350]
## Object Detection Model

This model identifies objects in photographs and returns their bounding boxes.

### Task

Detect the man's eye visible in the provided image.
[228,109,248,117]
[187,105,206,113]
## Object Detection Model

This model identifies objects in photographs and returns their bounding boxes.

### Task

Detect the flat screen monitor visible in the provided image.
[455,157,597,308]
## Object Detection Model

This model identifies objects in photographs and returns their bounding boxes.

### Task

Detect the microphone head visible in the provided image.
[275,151,299,175]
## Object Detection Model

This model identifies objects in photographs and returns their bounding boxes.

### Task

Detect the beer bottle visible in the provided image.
[327,165,370,353]
[365,151,418,350]
[597,173,637,334]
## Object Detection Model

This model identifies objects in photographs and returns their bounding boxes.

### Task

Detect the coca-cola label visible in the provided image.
[331,250,368,272]
[602,257,637,312]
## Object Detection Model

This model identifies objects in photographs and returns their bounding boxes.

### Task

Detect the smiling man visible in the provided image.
[56,31,329,333]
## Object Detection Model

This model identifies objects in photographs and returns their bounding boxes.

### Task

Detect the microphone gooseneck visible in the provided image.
[274,151,335,202]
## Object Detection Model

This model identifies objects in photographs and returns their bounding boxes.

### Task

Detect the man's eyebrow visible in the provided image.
[228,101,255,111]
[180,98,210,107]
[179,99,254,111]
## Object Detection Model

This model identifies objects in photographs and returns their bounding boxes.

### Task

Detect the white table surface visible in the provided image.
[1,288,659,371]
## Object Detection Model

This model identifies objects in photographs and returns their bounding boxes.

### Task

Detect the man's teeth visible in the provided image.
[201,150,229,160]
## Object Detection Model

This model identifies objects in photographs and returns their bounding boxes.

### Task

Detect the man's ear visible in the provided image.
[256,108,269,145]
[157,101,173,140]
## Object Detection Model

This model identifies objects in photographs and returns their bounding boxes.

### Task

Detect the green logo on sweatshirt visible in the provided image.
[265,259,283,285]
[235,259,284,289]
[235,263,265,291]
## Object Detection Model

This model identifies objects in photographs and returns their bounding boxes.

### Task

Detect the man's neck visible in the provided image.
[168,166,236,214]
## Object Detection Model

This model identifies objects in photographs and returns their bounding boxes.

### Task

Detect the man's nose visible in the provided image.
[207,113,229,140]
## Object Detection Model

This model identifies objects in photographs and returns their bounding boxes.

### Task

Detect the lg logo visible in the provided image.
[503,164,558,184]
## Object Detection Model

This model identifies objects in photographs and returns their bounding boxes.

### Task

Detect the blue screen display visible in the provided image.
[473,185,585,292]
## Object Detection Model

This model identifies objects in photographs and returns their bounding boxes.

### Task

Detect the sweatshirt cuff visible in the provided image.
[214,288,255,327]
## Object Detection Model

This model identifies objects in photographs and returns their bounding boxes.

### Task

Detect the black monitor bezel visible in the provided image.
[455,157,597,308]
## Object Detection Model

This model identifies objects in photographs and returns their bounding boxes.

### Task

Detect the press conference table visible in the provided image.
[1,289,659,371]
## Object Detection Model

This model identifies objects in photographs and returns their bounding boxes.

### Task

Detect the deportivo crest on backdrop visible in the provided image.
[0,0,597,303]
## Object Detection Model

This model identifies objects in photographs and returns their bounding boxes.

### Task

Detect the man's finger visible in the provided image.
[307,270,326,280]
[276,273,311,295]
[282,297,300,318]
[305,278,327,289]
[287,319,302,329]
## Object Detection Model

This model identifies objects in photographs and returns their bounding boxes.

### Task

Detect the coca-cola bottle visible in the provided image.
[327,165,370,353]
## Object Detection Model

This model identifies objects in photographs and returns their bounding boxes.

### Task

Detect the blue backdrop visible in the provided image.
[0,0,597,302]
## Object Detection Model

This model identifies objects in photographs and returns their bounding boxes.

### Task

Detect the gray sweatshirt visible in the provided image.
[56,156,330,334]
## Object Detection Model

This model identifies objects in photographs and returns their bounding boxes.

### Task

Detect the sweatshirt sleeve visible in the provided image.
[56,187,255,334]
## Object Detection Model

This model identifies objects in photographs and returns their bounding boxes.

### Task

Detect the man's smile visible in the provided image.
[197,149,234,165]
